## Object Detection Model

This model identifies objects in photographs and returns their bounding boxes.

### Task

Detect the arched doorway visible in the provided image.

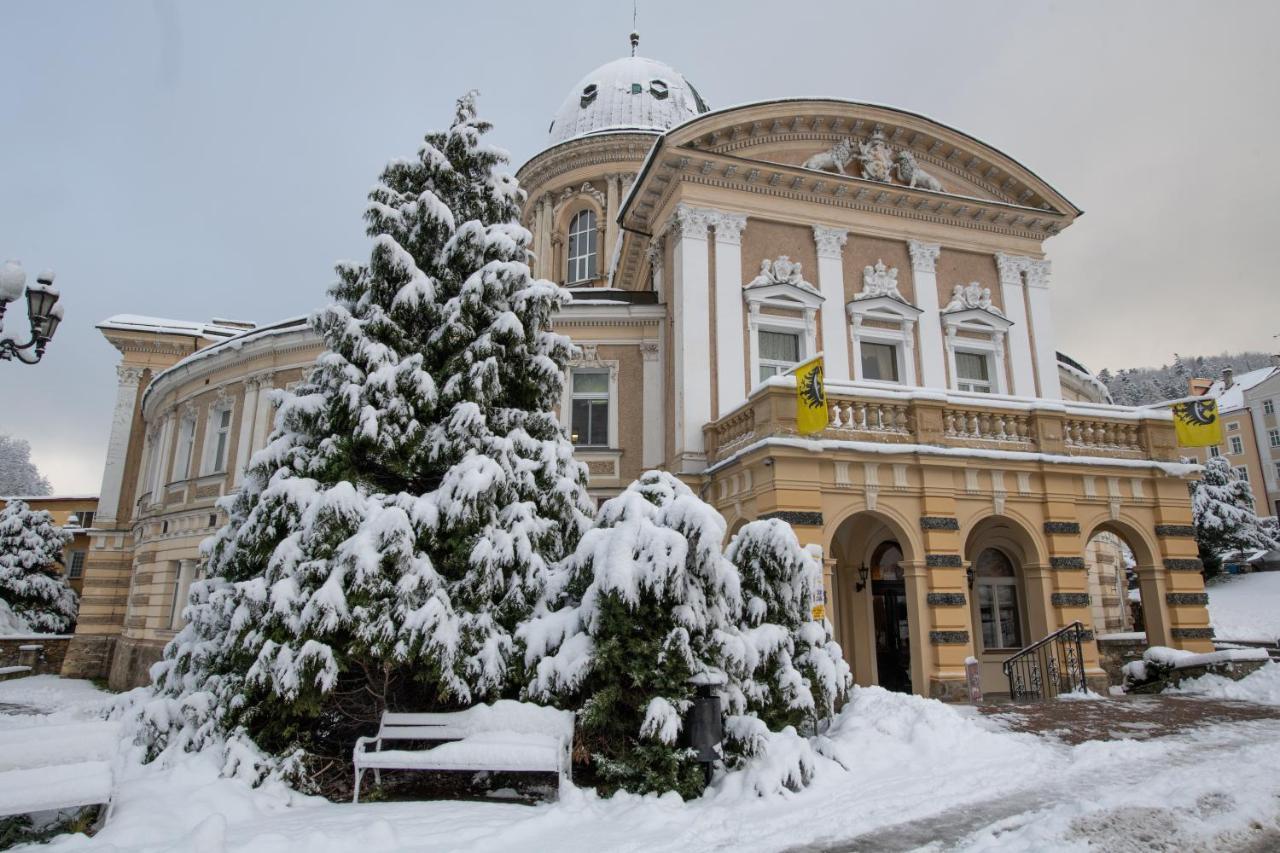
[972,547,1026,654]
[1083,519,1166,646]
[870,541,911,693]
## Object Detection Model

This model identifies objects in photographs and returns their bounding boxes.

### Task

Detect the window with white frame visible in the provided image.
[1274,461,1280,480]
[169,560,199,630]
[566,209,598,284]
[68,550,86,579]
[1229,435,1244,455]
[955,351,993,393]
[570,368,609,447]
[861,341,900,383]
[758,329,802,382]
[1265,399,1276,415]
[1235,466,1249,482]
[975,548,1022,650]
[1227,422,1240,432]
[1209,445,1221,458]
[72,511,94,530]
[1270,429,1280,448]
[172,416,196,481]
[203,405,234,474]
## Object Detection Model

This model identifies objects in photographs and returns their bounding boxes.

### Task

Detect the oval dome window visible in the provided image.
[580,83,598,107]
[650,79,669,100]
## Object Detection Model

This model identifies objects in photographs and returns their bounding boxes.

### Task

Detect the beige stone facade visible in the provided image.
[67,54,1213,696]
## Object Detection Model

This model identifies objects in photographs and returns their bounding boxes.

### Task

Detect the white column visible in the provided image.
[641,340,664,468]
[605,175,620,273]
[813,226,851,382]
[995,253,1037,397]
[713,212,748,415]
[150,412,174,500]
[668,204,712,473]
[254,376,276,454]
[1024,259,1062,399]
[96,365,145,525]
[232,377,261,487]
[907,241,946,389]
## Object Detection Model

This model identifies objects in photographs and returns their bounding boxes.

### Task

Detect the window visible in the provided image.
[1270,429,1280,448]
[1274,461,1280,481]
[1235,466,1249,482]
[206,407,233,473]
[71,511,94,530]
[169,560,199,630]
[860,342,900,383]
[1265,399,1276,415]
[172,417,196,481]
[566,209,598,284]
[570,369,609,447]
[758,330,801,382]
[955,351,993,393]
[68,550,86,579]
[975,548,1022,650]
[1227,422,1240,432]
[1229,436,1244,455]
[1209,445,1221,458]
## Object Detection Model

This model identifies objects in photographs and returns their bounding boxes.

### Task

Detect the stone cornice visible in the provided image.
[517,132,657,203]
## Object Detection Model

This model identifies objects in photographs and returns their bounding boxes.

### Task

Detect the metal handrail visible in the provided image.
[1002,621,1088,700]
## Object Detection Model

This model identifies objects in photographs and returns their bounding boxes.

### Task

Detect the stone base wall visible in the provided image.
[928,677,970,703]
[61,633,118,681]
[107,636,165,691]
[0,635,72,676]
[1096,637,1148,686]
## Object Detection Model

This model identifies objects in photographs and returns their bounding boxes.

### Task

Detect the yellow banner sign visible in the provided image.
[1171,399,1223,448]
[794,356,828,435]
[811,604,826,621]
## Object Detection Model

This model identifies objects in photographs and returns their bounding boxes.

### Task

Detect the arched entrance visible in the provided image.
[1083,519,1168,647]
[828,510,922,693]
[971,547,1026,654]
[869,541,911,693]
[964,515,1047,692]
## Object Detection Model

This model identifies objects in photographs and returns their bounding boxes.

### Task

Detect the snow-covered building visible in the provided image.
[0,494,97,596]
[66,45,1214,697]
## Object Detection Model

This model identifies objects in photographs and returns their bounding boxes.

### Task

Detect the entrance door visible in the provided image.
[872,579,911,693]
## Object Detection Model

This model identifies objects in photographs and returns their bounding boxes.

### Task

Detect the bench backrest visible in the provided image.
[377,701,573,742]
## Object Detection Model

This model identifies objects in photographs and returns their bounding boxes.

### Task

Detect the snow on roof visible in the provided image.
[1207,366,1278,413]
[1,494,97,502]
[98,314,251,340]
[546,55,709,146]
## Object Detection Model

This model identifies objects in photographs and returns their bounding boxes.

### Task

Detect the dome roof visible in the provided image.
[546,55,709,146]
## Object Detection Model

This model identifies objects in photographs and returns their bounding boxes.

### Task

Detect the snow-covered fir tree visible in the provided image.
[1192,457,1278,576]
[0,499,77,633]
[722,520,849,742]
[0,434,52,496]
[143,93,593,782]
[521,471,742,798]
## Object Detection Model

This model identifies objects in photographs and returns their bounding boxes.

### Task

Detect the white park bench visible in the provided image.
[0,721,120,821]
[352,701,574,803]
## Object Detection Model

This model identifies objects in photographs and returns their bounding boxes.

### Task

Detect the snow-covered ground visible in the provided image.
[4,672,1280,852]
[1207,571,1280,642]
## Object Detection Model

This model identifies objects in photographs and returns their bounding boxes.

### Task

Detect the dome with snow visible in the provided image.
[546,54,709,146]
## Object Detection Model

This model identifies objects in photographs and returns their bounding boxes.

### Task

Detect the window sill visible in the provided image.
[573,447,622,482]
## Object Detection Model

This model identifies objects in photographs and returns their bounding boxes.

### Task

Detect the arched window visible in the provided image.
[975,548,1022,650]
[871,541,904,581]
[566,209,598,284]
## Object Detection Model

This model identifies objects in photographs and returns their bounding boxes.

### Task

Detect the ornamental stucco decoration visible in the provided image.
[907,240,940,273]
[854,259,907,303]
[856,129,894,183]
[746,256,822,298]
[943,282,1003,317]
[801,137,855,175]
[894,151,942,191]
[812,225,849,260]
[555,181,606,213]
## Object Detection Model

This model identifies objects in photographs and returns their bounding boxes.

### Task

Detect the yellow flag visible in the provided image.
[793,355,828,435]
[1171,399,1223,448]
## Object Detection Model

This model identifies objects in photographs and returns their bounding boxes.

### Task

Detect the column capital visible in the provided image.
[639,340,660,362]
[812,225,849,260]
[907,240,940,273]
[646,238,664,276]
[664,203,714,241]
[116,364,145,386]
[1024,258,1051,289]
[710,211,747,245]
[995,251,1031,285]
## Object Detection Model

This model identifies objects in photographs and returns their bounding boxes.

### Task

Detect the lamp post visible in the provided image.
[0,260,64,365]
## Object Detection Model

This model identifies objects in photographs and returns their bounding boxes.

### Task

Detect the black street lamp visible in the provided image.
[0,260,64,365]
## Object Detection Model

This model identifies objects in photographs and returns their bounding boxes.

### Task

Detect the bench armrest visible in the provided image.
[352,736,381,763]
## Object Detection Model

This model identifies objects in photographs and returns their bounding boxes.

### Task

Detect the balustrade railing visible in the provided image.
[828,399,911,437]
[1002,621,1089,700]
[942,406,1032,446]
[1062,418,1143,457]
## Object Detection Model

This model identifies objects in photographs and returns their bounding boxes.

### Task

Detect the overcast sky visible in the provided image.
[2,1,1278,493]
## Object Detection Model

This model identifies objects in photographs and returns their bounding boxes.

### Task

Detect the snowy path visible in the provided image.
[4,673,1280,852]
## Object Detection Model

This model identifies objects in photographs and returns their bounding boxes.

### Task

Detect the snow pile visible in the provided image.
[1123,645,1269,686]
[0,595,30,634]
[1171,661,1280,705]
[1208,571,1280,642]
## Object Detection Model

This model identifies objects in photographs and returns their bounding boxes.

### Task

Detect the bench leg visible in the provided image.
[374,768,381,787]
[353,768,363,804]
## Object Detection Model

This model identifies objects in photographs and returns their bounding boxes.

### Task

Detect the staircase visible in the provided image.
[1002,622,1089,700]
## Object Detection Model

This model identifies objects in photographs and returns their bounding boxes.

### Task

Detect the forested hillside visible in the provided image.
[1099,351,1274,406]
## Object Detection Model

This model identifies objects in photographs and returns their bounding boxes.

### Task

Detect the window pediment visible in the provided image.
[941,306,1013,334]
[743,256,824,312]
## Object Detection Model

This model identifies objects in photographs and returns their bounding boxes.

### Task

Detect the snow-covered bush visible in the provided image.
[0,499,77,633]
[1192,457,1277,576]
[521,471,742,798]
[722,520,850,739]
[143,93,592,789]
